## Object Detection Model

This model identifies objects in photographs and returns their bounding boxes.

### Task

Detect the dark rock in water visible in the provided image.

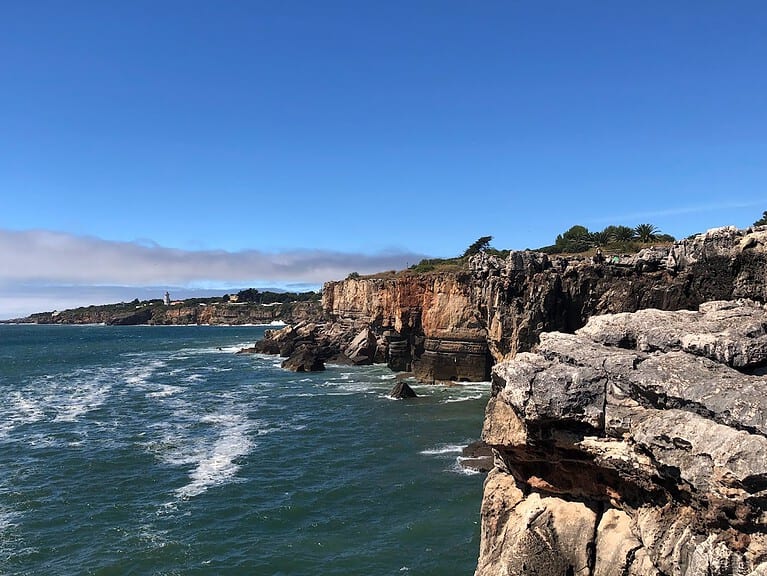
[460,440,493,473]
[389,382,417,399]
[281,346,325,372]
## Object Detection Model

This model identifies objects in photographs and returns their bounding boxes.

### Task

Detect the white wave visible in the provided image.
[442,393,483,403]
[146,384,184,399]
[7,391,45,425]
[173,413,254,500]
[450,459,482,476]
[218,344,244,353]
[123,360,166,388]
[419,443,466,456]
[54,383,109,422]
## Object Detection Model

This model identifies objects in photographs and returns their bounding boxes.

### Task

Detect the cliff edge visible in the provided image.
[476,299,767,576]
[254,225,767,382]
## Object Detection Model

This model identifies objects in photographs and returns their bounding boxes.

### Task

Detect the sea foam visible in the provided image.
[173,413,254,500]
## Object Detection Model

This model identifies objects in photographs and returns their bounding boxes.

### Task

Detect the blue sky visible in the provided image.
[1,1,765,317]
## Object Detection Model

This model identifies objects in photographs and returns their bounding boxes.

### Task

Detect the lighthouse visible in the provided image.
[163,291,171,306]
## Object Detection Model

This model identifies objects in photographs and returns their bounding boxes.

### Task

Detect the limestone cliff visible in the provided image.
[266,226,767,382]
[323,273,489,381]
[476,300,767,576]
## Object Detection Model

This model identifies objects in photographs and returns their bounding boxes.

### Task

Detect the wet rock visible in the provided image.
[281,346,325,372]
[460,440,494,473]
[389,382,417,399]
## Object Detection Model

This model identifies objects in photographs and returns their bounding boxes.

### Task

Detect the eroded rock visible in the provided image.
[477,300,767,576]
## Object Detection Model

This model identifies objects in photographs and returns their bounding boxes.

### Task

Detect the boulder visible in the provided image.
[389,381,417,399]
[343,327,377,365]
[281,346,325,372]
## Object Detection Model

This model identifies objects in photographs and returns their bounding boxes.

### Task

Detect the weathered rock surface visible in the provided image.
[476,300,767,576]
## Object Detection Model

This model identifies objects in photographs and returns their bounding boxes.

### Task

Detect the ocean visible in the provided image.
[0,325,488,575]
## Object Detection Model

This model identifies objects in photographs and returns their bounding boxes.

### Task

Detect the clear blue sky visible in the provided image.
[1,1,765,316]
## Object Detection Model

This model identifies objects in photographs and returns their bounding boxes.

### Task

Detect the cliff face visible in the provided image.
[472,225,767,361]
[476,300,767,576]
[313,226,767,382]
[323,274,489,381]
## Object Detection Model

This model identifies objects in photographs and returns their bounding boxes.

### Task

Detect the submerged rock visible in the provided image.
[460,440,494,473]
[476,300,767,576]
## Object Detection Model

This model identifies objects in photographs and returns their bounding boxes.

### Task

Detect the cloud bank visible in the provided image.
[0,229,428,318]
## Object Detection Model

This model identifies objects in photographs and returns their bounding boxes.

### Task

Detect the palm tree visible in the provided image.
[590,230,612,247]
[604,225,635,244]
[634,223,660,243]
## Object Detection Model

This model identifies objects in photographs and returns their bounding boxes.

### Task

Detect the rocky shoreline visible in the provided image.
[6,300,322,326]
[244,224,767,575]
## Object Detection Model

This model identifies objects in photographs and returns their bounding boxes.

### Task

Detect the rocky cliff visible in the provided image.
[322,273,489,381]
[476,299,767,575]
[258,226,767,382]
[15,300,322,326]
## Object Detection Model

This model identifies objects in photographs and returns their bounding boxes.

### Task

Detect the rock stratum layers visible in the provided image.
[477,299,767,576]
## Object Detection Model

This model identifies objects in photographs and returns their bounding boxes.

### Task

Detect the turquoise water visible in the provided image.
[0,325,488,575]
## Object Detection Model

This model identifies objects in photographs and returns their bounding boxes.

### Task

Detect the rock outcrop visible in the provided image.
[476,300,767,576]
[389,381,418,399]
[323,273,491,382]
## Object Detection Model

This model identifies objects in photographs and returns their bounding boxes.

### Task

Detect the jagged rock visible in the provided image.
[477,300,767,576]
[389,382,417,399]
[579,299,767,369]
[281,346,325,372]
[343,327,377,365]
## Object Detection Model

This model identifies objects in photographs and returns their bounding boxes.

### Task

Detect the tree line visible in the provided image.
[539,223,674,254]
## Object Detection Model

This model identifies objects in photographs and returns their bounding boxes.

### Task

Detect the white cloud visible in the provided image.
[0,229,428,318]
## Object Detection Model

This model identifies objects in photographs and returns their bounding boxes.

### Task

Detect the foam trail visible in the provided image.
[174,413,254,500]
[54,383,109,422]
[442,393,483,403]
[419,443,466,456]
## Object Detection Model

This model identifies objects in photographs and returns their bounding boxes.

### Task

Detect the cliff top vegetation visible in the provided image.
[398,223,675,276]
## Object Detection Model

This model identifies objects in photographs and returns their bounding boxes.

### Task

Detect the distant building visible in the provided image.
[163,291,171,306]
